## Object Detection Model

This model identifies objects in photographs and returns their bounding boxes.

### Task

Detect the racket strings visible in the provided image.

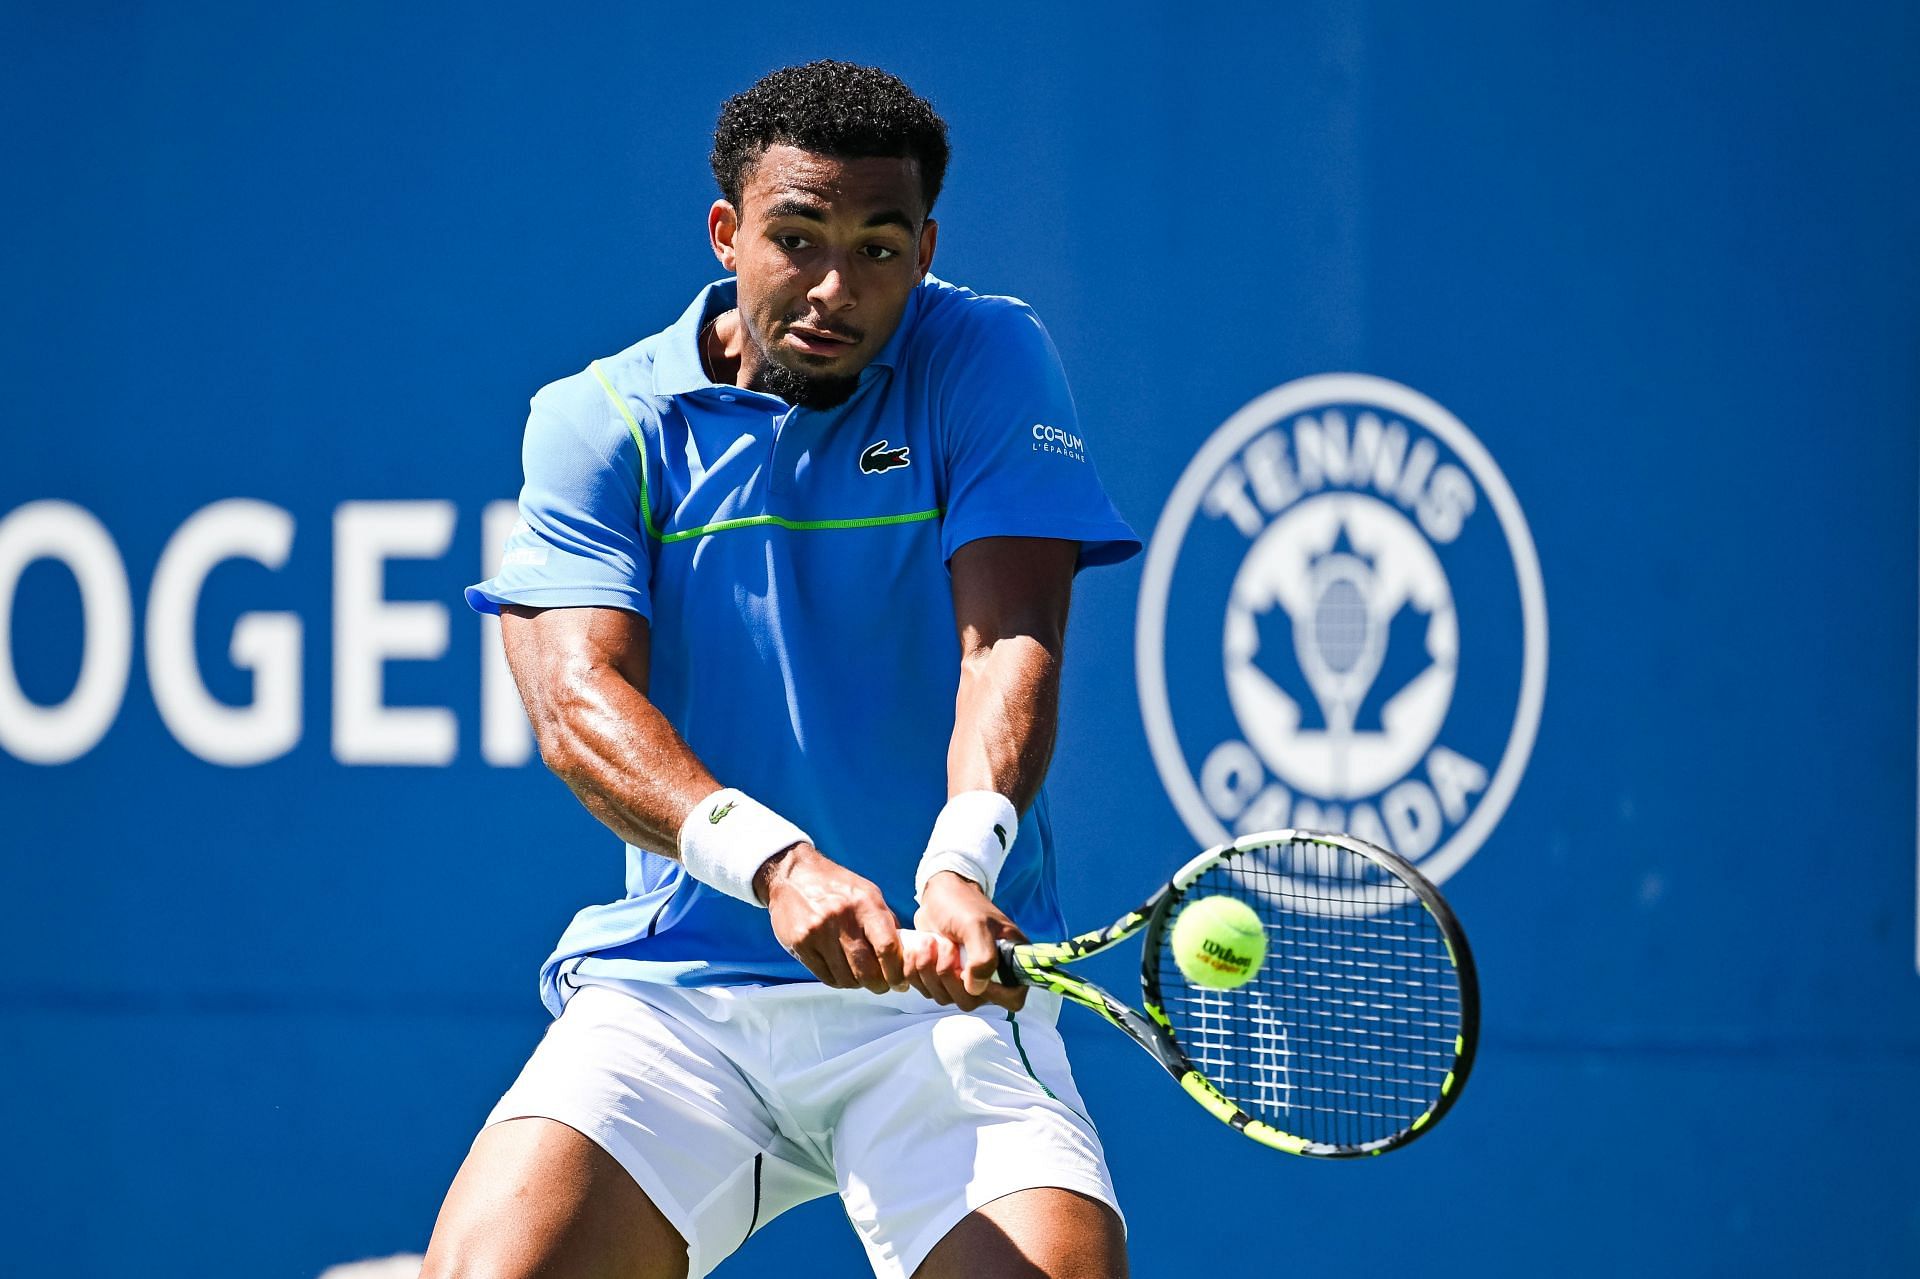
[1154,837,1464,1151]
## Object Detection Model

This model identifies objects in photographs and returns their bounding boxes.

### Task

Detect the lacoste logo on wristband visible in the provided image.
[709,801,737,823]
[993,824,1008,851]
[859,439,911,474]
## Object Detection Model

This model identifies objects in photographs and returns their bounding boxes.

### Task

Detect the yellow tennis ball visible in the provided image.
[1171,895,1266,989]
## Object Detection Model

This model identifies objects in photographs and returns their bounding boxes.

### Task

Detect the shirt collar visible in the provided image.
[649,278,737,397]
[650,276,923,399]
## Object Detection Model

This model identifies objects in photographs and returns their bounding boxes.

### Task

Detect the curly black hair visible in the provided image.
[710,61,950,214]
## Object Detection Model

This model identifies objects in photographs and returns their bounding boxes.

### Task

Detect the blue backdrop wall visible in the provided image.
[4,3,1917,1276]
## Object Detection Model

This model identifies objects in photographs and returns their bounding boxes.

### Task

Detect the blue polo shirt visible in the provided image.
[469,275,1139,1012]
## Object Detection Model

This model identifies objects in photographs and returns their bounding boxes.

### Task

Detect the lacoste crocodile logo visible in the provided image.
[859,440,911,475]
[708,801,736,824]
[993,824,1008,851]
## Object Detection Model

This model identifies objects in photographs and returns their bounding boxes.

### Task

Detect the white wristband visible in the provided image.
[677,788,809,907]
[914,790,1018,903]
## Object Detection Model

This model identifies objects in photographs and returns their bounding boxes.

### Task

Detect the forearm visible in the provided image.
[501,605,719,857]
[533,665,720,856]
[503,606,918,993]
[942,535,1077,814]
[946,634,1060,812]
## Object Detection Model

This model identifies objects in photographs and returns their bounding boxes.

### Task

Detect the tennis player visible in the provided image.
[423,62,1139,1279]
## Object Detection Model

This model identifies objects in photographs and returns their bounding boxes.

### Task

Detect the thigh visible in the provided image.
[421,1115,687,1279]
[827,994,1123,1279]
[913,1187,1128,1279]
[424,982,830,1279]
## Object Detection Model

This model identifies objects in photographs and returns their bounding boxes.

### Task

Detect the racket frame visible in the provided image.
[995,827,1478,1158]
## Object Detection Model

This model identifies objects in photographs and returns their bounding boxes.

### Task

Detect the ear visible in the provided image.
[916,218,938,281]
[709,200,740,271]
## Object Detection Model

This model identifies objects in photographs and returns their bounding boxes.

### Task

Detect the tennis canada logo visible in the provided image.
[1136,375,1547,887]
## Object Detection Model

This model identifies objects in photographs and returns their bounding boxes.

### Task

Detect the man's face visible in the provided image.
[711,144,937,405]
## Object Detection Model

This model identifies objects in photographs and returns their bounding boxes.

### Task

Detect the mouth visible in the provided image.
[782,321,862,358]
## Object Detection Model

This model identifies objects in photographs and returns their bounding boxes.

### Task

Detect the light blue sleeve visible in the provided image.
[466,375,655,618]
[935,300,1141,568]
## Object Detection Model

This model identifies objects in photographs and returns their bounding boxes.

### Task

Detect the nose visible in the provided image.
[806,256,855,312]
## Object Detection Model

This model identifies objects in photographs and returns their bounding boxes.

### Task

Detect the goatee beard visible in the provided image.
[750,358,860,410]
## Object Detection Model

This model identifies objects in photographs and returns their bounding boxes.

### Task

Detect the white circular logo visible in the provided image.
[1136,374,1547,885]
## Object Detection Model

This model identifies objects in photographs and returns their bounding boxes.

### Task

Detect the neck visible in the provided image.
[705,309,749,387]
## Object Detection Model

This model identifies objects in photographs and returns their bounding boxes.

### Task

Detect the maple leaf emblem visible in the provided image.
[1248,529,1434,733]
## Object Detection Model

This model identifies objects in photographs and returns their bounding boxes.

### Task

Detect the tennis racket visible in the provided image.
[987,828,1477,1158]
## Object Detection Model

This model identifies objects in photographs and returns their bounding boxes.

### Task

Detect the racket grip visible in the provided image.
[902,930,1027,987]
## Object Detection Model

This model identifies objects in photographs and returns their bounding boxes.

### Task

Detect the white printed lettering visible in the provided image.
[1200,739,1265,822]
[1241,430,1300,515]
[0,501,132,764]
[146,499,301,766]
[480,500,533,767]
[1202,464,1265,539]
[1426,745,1489,823]
[1381,779,1442,859]
[1293,411,1352,489]
[1347,801,1392,853]
[1347,412,1408,495]
[1417,464,1476,544]
[1234,781,1292,835]
[333,501,457,765]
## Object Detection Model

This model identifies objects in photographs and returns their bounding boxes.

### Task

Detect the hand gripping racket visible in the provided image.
[994,828,1478,1158]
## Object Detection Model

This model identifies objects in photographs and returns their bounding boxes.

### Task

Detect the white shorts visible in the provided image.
[484,976,1120,1279]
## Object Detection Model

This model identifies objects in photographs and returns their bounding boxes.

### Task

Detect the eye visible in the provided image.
[861,244,900,261]
[773,233,812,252]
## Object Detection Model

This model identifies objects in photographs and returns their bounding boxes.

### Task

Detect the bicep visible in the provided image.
[501,605,652,721]
[948,537,1077,655]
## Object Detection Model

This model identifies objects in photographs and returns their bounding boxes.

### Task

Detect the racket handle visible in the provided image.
[897,930,1027,987]
[897,928,937,961]
[897,928,966,974]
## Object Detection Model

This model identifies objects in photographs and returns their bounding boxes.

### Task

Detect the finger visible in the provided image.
[866,913,908,994]
[843,937,889,994]
[815,936,858,989]
[897,929,942,964]
[940,973,984,1011]
[910,930,965,979]
[910,962,949,1003]
[893,928,927,992]
[980,979,1028,1011]
[899,931,951,1004]
[960,919,998,997]
[786,940,836,986]
[904,930,969,1005]
[909,960,952,1004]
[933,943,984,1010]
[930,931,964,978]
